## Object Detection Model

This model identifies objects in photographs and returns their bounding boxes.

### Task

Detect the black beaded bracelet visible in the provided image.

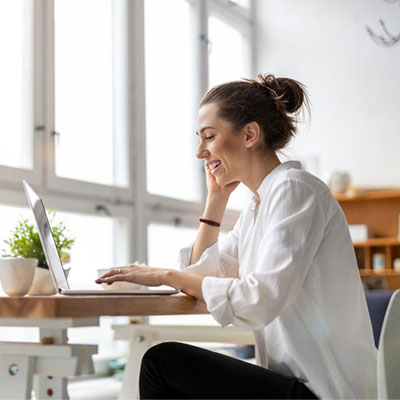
[199,218,221,227]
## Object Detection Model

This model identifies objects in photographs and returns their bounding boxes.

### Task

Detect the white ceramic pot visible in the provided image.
[0,258,37,297]
[28,266,71,295]
[327,170,351,194]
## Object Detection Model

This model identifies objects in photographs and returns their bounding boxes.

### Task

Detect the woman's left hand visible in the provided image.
[95,264,168,287]
[96,264,205,302]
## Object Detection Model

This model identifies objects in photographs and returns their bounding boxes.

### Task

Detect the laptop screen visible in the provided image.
[23,181,69,291]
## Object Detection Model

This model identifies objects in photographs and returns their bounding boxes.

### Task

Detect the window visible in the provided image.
[0,0,254,354]
[145,0,200,202]
[0,203,128,356]
[0,0,33,170]
[148,223,197,270]
[147,223,218,325]
[0,204,118,292]
[208,7,253,210]
[56,211,114,289]
[208,15,248,87]
[54,0,128,187]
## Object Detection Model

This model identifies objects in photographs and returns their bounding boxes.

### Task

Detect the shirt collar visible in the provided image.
[252,161,302,204]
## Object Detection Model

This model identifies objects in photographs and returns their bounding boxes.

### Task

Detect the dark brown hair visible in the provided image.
[200,74,310,152]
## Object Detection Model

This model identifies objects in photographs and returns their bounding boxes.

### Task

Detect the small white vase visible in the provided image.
[28,266,71,295]
[327,170,351,194]
[0,258,37,297]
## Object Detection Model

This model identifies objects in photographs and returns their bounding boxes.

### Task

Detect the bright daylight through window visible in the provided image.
[54,0,127,186]
[0,0,253,359]
[148,223,217,325]
[208,13,253,210]
[0,0,33,170]
[145,0,201,202]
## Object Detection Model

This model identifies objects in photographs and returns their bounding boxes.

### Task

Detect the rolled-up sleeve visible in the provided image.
[178,241,221,277]
[178,217,242,278]
[202,178,327,329]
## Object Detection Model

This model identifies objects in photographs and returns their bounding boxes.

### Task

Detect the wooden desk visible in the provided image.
[0,293,207,318]
[0,294,207,399]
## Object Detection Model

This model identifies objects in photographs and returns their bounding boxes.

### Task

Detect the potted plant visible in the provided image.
[1,211,75,295]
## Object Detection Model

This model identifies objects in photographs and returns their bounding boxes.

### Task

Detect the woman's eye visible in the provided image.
[205,135,214,141]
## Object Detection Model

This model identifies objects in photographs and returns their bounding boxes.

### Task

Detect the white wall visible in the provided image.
[255,0,400,187]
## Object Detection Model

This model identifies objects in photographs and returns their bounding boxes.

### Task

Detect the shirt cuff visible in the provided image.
[177,242,220,277]
[202,276,235,327]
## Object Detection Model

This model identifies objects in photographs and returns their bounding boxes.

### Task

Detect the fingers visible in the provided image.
[204,161,214,175]
[95,263,148,285]
[95,267,125,284]
[98,268,123,279]
[96,274,124,285]
[95,264,143,284]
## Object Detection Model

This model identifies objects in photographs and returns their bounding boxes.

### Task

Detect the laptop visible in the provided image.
[23,180,178,296]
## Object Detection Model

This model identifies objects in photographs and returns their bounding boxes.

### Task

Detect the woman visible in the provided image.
[96,74,377,399]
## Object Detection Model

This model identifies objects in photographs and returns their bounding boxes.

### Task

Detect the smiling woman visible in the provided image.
[132,74,377,399]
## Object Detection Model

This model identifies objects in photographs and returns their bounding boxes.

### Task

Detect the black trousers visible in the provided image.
[139,342,318,399]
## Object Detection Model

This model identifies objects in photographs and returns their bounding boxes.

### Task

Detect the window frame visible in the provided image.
[43,0,134,202]
[0,0,43,187]
[0,0,254,328]
[208,0,254,82]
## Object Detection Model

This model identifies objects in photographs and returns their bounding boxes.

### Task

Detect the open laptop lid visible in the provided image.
[23,180,69,292]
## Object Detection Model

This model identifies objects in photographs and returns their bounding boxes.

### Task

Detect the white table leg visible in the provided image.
[33,327,69,400]
[118,331,153,400]
[0,318,99,400]
[0,354,34,399]
[33,375,69,400]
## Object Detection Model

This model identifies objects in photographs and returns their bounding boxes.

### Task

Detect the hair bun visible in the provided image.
[258,74,307,114]
[200,73,310,152]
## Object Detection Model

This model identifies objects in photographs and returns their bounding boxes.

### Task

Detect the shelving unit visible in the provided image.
[336,189,400,289]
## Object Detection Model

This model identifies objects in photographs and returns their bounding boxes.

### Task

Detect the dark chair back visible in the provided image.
[365,290,394,348]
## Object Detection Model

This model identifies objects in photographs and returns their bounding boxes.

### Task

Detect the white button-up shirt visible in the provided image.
[179,161,377,399]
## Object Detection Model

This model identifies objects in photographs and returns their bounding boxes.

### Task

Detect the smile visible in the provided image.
[208,160,222,173]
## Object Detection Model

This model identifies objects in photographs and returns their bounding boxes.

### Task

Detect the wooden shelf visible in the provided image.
[335,189,400,202]
[353,237,400,247]
[336,189,400,289]
[360,269,400,277]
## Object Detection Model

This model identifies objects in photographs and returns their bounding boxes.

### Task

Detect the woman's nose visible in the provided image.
[196,143,209,159]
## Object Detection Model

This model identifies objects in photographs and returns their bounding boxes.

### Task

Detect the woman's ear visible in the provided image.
[243,122,261,149]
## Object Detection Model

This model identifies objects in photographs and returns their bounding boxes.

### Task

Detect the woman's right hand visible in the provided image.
[190,163,239,265]
[204,162,240,200]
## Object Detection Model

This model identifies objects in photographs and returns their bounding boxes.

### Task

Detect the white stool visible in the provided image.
[113,323,255,399]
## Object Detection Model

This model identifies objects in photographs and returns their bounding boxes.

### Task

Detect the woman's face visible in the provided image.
[196,103,248,186]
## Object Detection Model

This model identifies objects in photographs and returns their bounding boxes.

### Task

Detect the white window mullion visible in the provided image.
[127,0,147,263]
[43,0,56,189]
[146,190,203,211]
[250,0,257,77]
[196,0,211,203]
[33,0,46,187]
[21,0,34,170]
[112,0,130,188]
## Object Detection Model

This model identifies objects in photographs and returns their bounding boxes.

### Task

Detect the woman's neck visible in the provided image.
[242,152,281,195]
